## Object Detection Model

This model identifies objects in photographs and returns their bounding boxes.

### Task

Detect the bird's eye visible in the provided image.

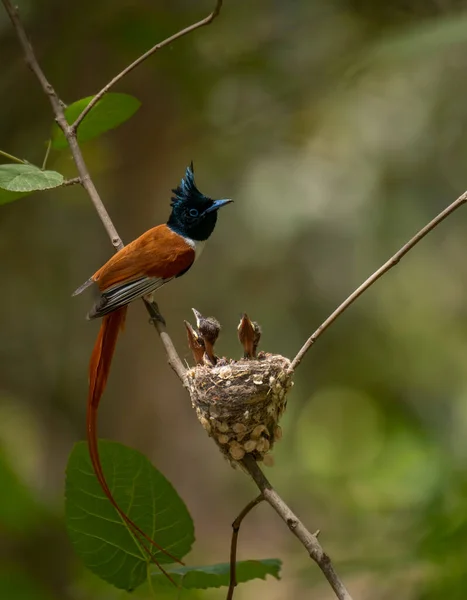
[189,208,199,218]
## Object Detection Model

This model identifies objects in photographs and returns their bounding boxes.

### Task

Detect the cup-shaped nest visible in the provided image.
[187,353,293,466]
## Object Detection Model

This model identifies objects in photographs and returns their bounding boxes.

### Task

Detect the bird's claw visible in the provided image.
[149,313,166,327]
[147,301,166,326]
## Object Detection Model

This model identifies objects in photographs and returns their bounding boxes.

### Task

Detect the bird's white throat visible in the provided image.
[185,238,206,261]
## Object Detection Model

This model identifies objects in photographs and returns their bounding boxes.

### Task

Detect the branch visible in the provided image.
[71,0,223,132]
[226,495,264,600]
[63,177,81,186]
[289,190,467,372]
[144,300,187,385]
[241,455,353,600]
[1,0,123,249]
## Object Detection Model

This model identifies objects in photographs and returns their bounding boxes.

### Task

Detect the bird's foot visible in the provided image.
[147,301,167,326]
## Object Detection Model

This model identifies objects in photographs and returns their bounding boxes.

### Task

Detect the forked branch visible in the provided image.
[241,455,354,600]
[1,0,122,248]
[226,495,264,600]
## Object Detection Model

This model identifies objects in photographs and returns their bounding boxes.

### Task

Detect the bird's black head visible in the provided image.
[167,163,232,241]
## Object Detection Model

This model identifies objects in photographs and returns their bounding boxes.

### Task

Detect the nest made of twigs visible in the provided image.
[187,352,293,467]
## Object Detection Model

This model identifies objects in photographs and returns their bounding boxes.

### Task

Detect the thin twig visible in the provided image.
[226,495,264,600]
[71,0,223,132]
[63,177,81,186]
[0,148,26,164]
[241,455,353,600]
[41,139,51,170]
[289,190,467,372]
[1,0,123,249]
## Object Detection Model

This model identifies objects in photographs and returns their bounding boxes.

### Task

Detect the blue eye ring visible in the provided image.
[189,208,199,217]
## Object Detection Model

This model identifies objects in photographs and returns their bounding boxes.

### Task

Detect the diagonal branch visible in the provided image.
[289,190,467,372]
[72,0,223,132]
[1,0,123,249]
[144,300,187,384]
[241,455,353,600]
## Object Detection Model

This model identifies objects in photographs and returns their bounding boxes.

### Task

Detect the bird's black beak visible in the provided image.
[204,198,233,214]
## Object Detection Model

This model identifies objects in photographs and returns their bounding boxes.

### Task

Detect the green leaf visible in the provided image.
[65,441,194,591]
[151,559,282,589]
[0,164,64,192]
[51,93,141,149]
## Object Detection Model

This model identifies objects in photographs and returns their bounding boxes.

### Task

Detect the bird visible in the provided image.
[192,308,221,365]
[73,163,232,573]
[237,313,262,358]
[184,320,205,365]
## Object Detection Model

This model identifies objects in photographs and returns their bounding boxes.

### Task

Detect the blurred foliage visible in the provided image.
[3,0,467,599]
[0,570,54,600]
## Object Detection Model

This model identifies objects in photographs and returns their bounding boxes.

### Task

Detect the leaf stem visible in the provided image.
[146,562,158,599]
[42,140,52,170]
[0,149,26,164]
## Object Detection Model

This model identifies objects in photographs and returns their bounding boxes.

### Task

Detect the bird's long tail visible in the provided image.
[86,308,181,575]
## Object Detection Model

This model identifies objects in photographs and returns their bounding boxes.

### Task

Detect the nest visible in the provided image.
[187,352,293,467]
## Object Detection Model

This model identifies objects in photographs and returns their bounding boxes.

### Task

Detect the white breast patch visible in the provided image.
[185,238,206,262]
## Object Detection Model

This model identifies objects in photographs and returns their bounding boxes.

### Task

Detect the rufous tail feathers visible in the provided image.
[86,307,181,572]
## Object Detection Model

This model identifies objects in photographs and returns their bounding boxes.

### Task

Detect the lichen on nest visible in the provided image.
[187,352,293,466]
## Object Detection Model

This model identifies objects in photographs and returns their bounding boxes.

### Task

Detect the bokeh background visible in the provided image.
[2,0,467,598]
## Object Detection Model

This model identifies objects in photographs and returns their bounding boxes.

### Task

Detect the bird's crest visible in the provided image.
[171,162,206,206]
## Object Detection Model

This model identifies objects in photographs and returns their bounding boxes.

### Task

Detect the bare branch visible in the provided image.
[71,0,224,132]
[241,455,353,600]
[289,190,467,372]
[63,177,81,186]
[226,495,264,600]
[1,0,123,249]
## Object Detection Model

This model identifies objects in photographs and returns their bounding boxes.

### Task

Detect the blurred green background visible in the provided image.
[2,0,467,598]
